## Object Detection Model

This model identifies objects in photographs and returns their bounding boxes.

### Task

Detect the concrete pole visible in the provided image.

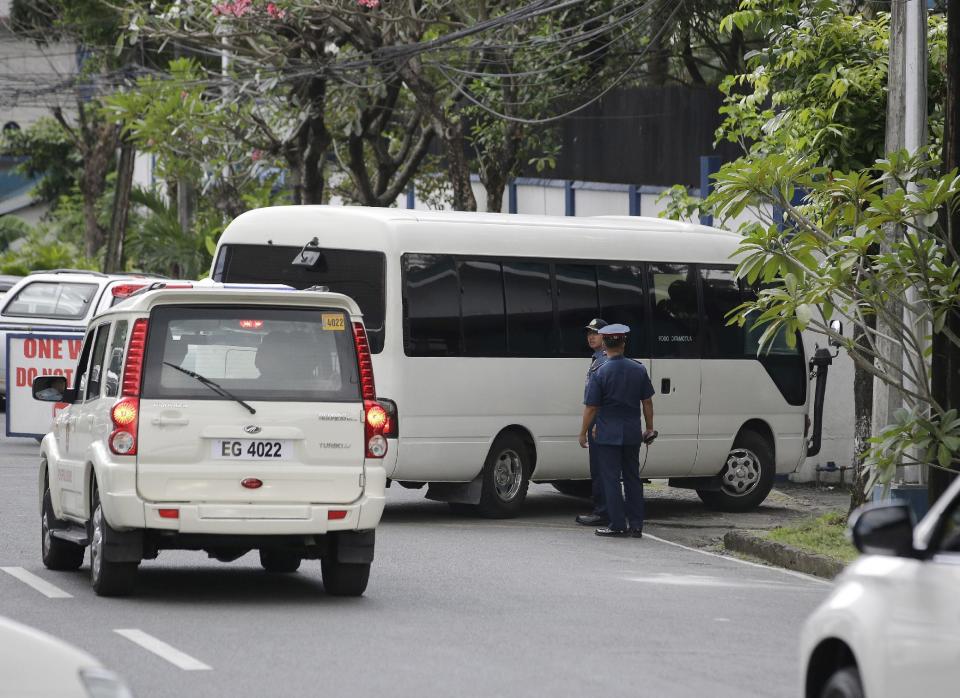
[903,0,928,483]
[873,0,908,481]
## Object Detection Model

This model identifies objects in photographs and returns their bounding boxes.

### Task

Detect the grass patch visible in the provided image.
[766,512,858,563]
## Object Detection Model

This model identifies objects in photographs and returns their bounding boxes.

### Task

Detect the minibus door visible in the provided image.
[642,264,702,476]
[643,357,700,475]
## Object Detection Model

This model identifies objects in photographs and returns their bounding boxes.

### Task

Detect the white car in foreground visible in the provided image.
[800,475,960,698]
[0,616,132,697]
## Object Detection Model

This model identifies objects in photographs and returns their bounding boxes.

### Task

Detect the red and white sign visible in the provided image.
[6,333,84,438]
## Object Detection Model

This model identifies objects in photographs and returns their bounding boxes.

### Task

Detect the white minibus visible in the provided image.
[211,206,830,517]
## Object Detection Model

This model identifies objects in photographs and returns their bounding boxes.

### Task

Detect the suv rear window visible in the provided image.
[2,281,98,319]
[142,306,361,403]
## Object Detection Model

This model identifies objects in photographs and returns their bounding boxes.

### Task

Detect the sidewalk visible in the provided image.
[641,480,852,573]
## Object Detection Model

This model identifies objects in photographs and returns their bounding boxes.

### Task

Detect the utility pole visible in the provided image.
[875,0,928,485]
[930,0,960,501]
[872,0,908,471]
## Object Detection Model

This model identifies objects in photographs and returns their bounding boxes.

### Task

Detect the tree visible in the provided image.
[9,0,139,260]
[705,0,954,497]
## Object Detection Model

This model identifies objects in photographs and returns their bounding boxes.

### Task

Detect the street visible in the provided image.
[0,432,828,698]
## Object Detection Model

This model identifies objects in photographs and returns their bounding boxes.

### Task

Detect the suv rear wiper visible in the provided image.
[162,362,256,415]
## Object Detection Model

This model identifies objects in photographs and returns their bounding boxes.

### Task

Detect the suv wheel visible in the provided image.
[476,433,530,518]
[696,430,774,512]
[41,488,84,571]
[820,666,864,698]
[321,560,370,596]
[259,549,301,573]
[90,489,137,597]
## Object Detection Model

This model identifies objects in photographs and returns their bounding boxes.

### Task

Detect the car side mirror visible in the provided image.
[829,319,843,348]
[850,501,916,557]
[32,375,75,403]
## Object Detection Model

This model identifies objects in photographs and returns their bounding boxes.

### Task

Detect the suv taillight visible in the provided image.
[353,322,387,459]
[122,319,149,397]
[109,397,139,455]
[111,318,148,456]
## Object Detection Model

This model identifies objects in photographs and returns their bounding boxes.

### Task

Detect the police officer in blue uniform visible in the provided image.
[579,324,656,537]
[576,318,609,526]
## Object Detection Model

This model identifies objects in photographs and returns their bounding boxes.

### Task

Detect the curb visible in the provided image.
[723,530,845,580]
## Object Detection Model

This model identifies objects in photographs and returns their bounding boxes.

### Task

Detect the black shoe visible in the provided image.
[629,529,643,538]
[595,527,627,537]
[576,514,608,526]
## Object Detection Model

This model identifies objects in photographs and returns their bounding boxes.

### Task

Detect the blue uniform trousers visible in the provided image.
[594,444,644,531]
[587,429,607,517]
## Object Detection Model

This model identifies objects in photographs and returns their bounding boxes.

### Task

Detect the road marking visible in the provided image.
[714,618,731,622]
[642,533,832,586]
[114,629,212,671]
[624,572,815,591]
[0,566,73,598]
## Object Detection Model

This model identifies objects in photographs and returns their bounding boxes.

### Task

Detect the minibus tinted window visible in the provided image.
[403,254,461,356]
[598,264,646,357]
[503,261,553,356]
[556,264,599,356]
[214,245,386,353]
[700,267,743,359]
[459,260,507,356]
[649,264,699,358]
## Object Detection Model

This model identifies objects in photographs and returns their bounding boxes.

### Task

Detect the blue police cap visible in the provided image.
[598,323,630,336]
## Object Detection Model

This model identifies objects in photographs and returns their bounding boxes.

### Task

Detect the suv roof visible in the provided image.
[96,282,364,318]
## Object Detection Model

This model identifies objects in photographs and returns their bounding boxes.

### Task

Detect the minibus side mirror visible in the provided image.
[829,320,843,348]
[32,375,76,403]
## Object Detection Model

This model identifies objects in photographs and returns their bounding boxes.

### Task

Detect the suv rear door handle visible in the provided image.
[151,416,189,427]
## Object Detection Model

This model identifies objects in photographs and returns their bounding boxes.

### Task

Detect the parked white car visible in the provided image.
[0,615,132,697]
[800,476,960,698]
[0,270,168,398]
[33,283,390,597]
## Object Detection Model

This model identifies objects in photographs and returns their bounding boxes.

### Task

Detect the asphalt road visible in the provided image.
[0,432,829,698]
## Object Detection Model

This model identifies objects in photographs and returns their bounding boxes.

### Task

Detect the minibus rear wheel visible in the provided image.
[696,430,774,512]
[477,433,530,518]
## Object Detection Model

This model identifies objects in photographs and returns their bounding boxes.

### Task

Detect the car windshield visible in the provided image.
[2,281,98,320]
[141,305,361,403]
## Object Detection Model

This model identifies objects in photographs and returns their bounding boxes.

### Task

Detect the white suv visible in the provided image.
[33,283,389,597]
[0,269,168,398]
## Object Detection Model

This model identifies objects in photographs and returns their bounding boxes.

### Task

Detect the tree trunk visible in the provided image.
[930,0,960,502]
[103,137,136,273]
[436,116,476,212]
[79,122,119,259]
[850,320,876,513]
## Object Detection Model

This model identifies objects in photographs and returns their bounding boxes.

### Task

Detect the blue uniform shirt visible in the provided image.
[583,349,608,403]
[584,355,655,445]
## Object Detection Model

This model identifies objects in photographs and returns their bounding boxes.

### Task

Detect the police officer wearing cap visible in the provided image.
[579,324,655,537]
[575,318,609,526]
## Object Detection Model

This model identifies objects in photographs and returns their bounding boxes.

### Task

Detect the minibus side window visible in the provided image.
[649,264,699,358]
[459,260,507,356]
[597,264,647,357]
[402,254,461,356]
[555,264,600,356]
[503,261,553,357]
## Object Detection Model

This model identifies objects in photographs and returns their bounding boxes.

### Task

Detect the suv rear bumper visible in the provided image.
[103,490,385,534]
[98,464,387,535]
